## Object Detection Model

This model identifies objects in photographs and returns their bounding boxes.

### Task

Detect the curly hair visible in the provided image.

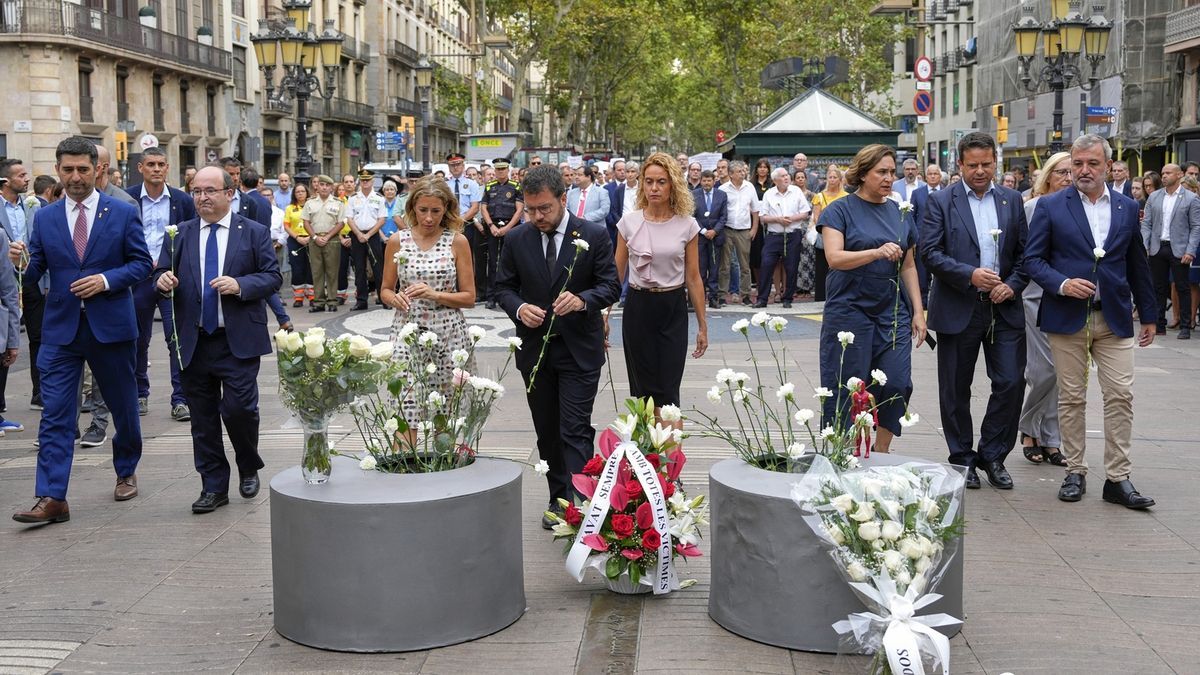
[844,144,897,188]
[635,151,695,218]
[402,176,464,233]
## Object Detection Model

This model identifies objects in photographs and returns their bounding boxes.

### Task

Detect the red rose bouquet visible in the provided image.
[546,397,706,594]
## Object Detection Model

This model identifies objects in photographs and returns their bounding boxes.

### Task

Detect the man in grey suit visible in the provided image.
[97,146,138,207]
[566,166,611,224]
[1140,164,1200,339]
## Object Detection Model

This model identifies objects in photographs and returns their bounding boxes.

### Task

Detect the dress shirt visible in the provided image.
[63,189,109,291]
[966,185,999,273]
[230,189,243,216]
[576,187,590,217]
[622,182,639,216]
[199,210,233,328]
[1161,188,1181,242]
[273,188,292,210]
[3,195,26,242]
[698,189,715,232]
[896,178,924,201]
[760,185,811,234]
[348,189,386,231]
[139,185,171,260]
[719,180,759,230]
[1111,180,1127,195]
[269,204,287,246]
[1079,186,1112,250]
[449,174,481,217]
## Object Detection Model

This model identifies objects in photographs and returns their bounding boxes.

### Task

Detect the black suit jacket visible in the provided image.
[920,182,1028,335]
[494,214,620,372]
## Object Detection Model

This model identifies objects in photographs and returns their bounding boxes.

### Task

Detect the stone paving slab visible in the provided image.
[1,304,1198,673]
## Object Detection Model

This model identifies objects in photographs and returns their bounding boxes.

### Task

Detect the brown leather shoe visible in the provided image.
[12,497,70,525]
[114,475,138,501]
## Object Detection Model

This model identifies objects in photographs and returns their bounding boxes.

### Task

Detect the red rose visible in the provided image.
[642,529,662,550]
[646,453,661,470]
[663,481,675,499]
[582,456,605,476]
[564,504,583,526]
[625,478,643,499]
[610,514,635,538]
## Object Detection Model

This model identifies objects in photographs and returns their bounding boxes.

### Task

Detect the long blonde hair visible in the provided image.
[403,176,464,232]
[635,151,695,218]
[1030,152,1071,199]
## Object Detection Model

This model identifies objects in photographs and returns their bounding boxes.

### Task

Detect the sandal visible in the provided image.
[1042,447,1067,467]
[1021,434,1043,464]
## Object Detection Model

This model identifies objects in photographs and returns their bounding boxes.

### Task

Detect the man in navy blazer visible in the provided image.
[921,132,1028,491]
[13,137,152,526]
[154,166,282,514]
[908,164,944,302]
[494,166,620,528]
[126,146,196,421]
[1026,134,1157,509]
[693,170,728,309]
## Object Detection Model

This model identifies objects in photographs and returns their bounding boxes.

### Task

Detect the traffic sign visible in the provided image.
[913,91,933,116]
[916,115,931,125]
[1086,106,1117,116]
[139,133,159,150]
[206,148,219,163]
[915,81,931,91]
[716,129,727,144]
[914,56,934,82]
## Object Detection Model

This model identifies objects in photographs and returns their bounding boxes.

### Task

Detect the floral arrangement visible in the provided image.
[792,454,965,675]
[342,324,521,474]
[687,319,916,472]
[546,398,706,593]
[527,235,589,393]
[275,327,395,480]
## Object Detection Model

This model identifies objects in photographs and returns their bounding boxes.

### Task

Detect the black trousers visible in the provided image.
[350,233,384,303]
[180,331,264,494]
[465,224,490,301]
[338,243,350,293]
[814,246,828,302]
[521,340,601,503]
[1149,247,1191,328]
[936,299,1026,468]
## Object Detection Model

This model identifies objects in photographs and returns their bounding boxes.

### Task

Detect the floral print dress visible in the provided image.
[390,228,475,419]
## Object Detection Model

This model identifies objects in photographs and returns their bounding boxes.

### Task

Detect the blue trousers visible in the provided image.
[819,306,913,436]
[36,314,141,499]
[699,234,723,298]
[134,277,185,405]
[758,230,802,302]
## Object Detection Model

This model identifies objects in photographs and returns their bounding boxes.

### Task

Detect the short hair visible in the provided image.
[844,144,897,188]
[241,167,260,190]
[382,180,397,192]
[1184,161,1200,172]
[219,156,241,169]
[55,136,98,165]
[522,165,567,198]
[612,159,625,169]
[688,162,702,171]
[956,131,997,161]
[0,158,23,179]
[33,175,56,194]
[290,182,310,206]
[902,158,918,168]
[401,176,464,233]
[635,151,695,218]
[1112,160,1128,171]
[728,160,747,175]
[624,161,640,174]
[1012,165,1026,177]
[701,170,715,179]
[1071,134,1113,160]
[770,167,790,180]
[141,146,168,160]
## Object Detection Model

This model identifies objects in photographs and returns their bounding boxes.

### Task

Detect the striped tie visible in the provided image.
[73,202,88,260]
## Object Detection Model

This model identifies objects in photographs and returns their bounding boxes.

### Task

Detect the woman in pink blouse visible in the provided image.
[613,152,708,412]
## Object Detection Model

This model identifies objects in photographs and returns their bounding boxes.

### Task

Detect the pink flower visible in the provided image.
[598,428,619,458]
[621,548,643,561]
[636,502,653,530]
[609,478,629,512]
[452,368,470,387]
[666,449,687,481]
[675,542,702,558]
[572,474,598,500]
[583,533,609,551]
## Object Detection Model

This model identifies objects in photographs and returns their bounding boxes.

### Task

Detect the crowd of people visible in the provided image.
[3,130,1192,526]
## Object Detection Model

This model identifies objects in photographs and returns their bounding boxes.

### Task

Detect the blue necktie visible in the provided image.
[705,191,712,212]
[202,222,220,334]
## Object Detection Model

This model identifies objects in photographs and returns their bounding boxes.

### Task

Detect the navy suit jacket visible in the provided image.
[909,184,942,234]
[154,213,282,367]
[604,182,620,226]
[25,192,152,345]
[1026,188,1156,337]
[124,185,197,226]
[692,186,728,246]
[494,214,620,373]
[920,182,1028,335]
[243,189,274,229]
[1108,181,1134,200]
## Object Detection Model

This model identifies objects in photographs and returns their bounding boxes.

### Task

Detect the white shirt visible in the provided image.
[1078,186,1112,250]
[269,204,288,246]
[760,185,811,234]
[720,180,759,230]
[622,181,639,216]
[199,210,232,328]
[348,189,386,231]
[1161,188,1181,242]
[63,189,109,293]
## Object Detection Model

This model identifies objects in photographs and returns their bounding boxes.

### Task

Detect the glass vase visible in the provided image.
[301,415,333,484]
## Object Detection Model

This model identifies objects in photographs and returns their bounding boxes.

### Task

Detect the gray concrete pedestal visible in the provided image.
[270,455,526,652]
[708,455,964,653]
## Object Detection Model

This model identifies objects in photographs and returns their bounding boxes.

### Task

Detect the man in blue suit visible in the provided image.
[13,137,152,525]
[154,166,282,514]
[921,132,1028,491]
[127,146,195,421]
[693,170,728,309]
[1026,134,1158,509]
[908,164,944,303]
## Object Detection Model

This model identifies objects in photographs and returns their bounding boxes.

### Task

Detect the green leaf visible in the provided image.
[605,555,621,580]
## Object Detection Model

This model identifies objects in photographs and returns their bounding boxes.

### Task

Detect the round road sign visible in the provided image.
[913,91,933,116]
[139,133,159,150]
[914,56,934,82]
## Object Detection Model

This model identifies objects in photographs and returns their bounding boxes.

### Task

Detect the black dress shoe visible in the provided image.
[1058,473,1086,502]
[239,473,260,499]
[707,298,720,310]
[541,502,564,530]
[1102,478,1155,509]
[485,301,498,310]
[352,302,368,311]
[981,460,1014,489]
[752,301,768,309]
[1156,324,1167,336]
[192,491,230,514]
[782,301,793,308]
[964,467,981,489]
[1178,328,1191,340]
[308,306,325,313]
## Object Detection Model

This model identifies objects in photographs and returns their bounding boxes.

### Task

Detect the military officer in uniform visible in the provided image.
[481,158,524,310]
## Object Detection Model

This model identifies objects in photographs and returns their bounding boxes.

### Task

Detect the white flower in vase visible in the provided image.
[786,442,806,460]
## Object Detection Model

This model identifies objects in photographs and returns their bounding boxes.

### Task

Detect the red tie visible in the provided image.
[73,202,88,260]
[576,188,587,217]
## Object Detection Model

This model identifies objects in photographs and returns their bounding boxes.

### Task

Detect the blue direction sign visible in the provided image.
[375,131,407,150]
[1087,106,1117,116]
[913,91,933,116]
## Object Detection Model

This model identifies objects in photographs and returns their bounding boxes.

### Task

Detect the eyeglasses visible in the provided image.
[190,187,231,198]
[1050,168,1072,176]
[525,203,559,216]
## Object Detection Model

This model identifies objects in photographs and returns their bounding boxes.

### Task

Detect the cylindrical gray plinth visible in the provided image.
[708,456,963,653]
[270,455,526,652]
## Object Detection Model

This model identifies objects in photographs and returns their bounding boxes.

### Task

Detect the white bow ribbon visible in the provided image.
[833,583,960,675]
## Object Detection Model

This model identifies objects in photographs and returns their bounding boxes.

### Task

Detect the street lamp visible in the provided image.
[415,57,434,174]
[250,0,343,185]
[1012,0,1113,154]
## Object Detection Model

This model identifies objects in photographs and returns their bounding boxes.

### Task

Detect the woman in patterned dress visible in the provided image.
[379,177,477,421]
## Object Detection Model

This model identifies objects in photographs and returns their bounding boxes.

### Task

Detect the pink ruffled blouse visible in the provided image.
[617,210,700,288]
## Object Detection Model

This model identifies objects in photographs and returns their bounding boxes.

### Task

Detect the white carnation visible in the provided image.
[794,408,815,424]
[731,319,750,334]
[837,331,855,346]
[706,386,722,404]
[767,316,788,333]
[451,349,470,366]
[417,331,439,347]
[750,311,769,327]
[506,336,523,351]
[359,456,377,471]
[776,383,795,401]
[870,369,888,386]
[467,325,487,342]
[659,404,682,422]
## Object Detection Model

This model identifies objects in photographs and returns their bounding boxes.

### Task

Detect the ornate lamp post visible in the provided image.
[1012,0,1113,154]
[415,57,434,174]
[251,0,343,184]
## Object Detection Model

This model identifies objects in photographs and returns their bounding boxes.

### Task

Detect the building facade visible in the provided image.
[1166,0,1200,164]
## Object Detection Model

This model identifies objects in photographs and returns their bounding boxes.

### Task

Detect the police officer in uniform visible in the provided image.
[480,158,524,310]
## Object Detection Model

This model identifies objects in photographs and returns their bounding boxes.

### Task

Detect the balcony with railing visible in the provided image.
[389,96,421,117]
[339,32,369,63]
[315,97,375,125]
[432,110,465,131]
[520,108,533,123]
[263,98,294,117]
[496,95,513,111]
[0,0,232,78]
[1166,3,1200,53]
[388,39,419,65]
[79,95,94,123]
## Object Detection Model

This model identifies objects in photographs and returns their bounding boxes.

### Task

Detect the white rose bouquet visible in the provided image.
[792,455,966,674]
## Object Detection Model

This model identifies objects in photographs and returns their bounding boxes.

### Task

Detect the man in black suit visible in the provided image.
[921,132,1028,490]
[693,170,728,309]
[494,166,620,528]
[154,166,282,514]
